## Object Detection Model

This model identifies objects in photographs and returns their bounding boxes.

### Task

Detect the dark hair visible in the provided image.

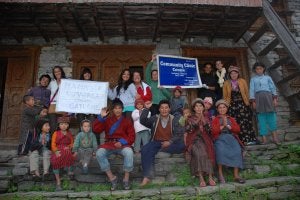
[52,66,66,80]
[39,74,51,83]
[204,62,213,68]
[116,69,132,96]
[158,99,170,109]
[151,69,158,77]
[23,95,33,104]
[132,70,144,81]
[112,98,124,109]
[79,67,93,80]
[252,62,266,73]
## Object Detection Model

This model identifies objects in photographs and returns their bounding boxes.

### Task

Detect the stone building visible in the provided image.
[0,0,299,147]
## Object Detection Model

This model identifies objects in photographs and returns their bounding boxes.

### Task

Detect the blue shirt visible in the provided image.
[249,74,277,99]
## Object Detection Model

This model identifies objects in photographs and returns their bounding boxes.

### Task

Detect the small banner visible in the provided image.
[56,79,108,114]
[157,55,202,88]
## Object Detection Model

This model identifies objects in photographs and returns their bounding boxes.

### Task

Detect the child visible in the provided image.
[170,86,187,117]
[73,119,98,174]
[250,62,280,145]
[179,107,192,127]
[35,106,48,122]
[29,119,51,178]
[131,99,151,154]
[203,97,216,125]
[18,95,42,155]
[50,116,74,191]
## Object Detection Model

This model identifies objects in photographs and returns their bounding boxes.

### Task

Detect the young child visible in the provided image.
[29,119,51,178]
[179,107,192,127]
[203,97,216,125]
[18,95,42,155]
[131,99,151,154]
[50,116,74,191]
[250,62,280,145]
[170,86,187,117]
[73,119,98,174]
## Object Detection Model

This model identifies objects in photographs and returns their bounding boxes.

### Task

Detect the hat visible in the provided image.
[35,119,49,132]
[191,98,204,108]
[135,98,144,107]
[204,97,213,105]
[215,99,229,108]
[228,65,240,74]
[173,86,182,93]
[57,116,70,124]
[112,98,124,109]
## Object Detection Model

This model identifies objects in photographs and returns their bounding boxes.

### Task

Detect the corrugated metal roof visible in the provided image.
[0,0,262,7]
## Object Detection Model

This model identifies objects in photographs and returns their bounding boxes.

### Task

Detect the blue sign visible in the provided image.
[157,55,202,88]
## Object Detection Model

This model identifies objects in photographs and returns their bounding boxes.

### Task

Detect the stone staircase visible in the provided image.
[0,138,299,199]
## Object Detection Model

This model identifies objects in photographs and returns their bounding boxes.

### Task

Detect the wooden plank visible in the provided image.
[258,38,279,56]
[119,5,128,41]
[30,7,50,42]
[55,5,72,42]
[247,22,268,43]
[69,6,88,41]
[269,56,291,70]
[152,8,162,42]
[277,71,300,85]
[263,0,300,70]
[91,5,104,42]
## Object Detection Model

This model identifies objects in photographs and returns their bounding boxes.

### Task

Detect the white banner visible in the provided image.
[56,79,108,114]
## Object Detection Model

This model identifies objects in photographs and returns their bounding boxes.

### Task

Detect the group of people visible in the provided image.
[18,54,280,191]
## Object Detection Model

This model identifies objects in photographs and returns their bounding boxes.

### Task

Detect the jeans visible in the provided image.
[134,130,151,152]
[141,139,185,178]
[96,147,134,172]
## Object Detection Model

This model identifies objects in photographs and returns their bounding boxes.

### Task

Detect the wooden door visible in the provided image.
[0,47,38,144]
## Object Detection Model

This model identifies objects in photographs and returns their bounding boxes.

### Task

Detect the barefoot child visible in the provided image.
[50,116,74,191]
[29,119,51,178]
[250,62,280,144]
[73,119,98,174]
[203,97,216,125]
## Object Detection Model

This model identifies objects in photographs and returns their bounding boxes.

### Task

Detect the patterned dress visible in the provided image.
[50,130,74,169]
[228,90,257,144]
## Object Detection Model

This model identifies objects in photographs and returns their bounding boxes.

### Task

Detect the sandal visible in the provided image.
[199,181,206,187]
[110,176,118,191]
[234,177,245,184]
[209,178,216,186]
[219,176,225,184]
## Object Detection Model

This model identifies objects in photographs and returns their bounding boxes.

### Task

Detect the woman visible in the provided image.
[76,67,99,144]
[184,98,216,187]
[48,66,66,134]
[108,69,136,119]
[212,99,245,184]
[132,70,152,103]
[223,65,258,145]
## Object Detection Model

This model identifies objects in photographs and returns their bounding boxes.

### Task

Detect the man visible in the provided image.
[139,99,185,186]
[27,74,51,107]
[93,99,135,191]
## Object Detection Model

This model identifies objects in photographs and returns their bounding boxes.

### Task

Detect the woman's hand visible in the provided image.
[55,151,61,157]
[252,102,256,110]
[114,142,122,149]
[273,98,278,107]
[100,107,109,118]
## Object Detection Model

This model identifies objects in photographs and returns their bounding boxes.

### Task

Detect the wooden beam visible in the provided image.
[153,8,162,42]
[55,5,72,42]
[30,6,50,43]
[258,38,279,56]
[208,6,229,43]
[180,9,194,41]
[69,5,88,42]
[247,22,269,44]
[263,0,300,70]
[9,26,23,43]
[119,5,128,41]
[268,56,291,70]
[234,9,263,43]
[277,71,300,85]
[91,5,104,42]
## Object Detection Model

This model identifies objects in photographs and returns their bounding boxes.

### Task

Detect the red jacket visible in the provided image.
[211,115,240,141]
[93,115,135,149]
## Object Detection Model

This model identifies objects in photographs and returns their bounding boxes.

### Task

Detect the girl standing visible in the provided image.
[50,116,74,191]
[249,63,280,144]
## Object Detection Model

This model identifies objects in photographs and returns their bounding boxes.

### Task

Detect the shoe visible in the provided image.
[219,176,225,184]
[82,166,88,174]
[234,177,245,184]
[110,176,118,191]
[55,184,63,191]
[246,141,256,146]
[208,178,216,186]
[123,180,130,190]
[199,181,206,187]
[272,140,281,145]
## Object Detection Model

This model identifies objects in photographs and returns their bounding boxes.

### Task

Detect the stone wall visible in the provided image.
[288,0,300,44]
